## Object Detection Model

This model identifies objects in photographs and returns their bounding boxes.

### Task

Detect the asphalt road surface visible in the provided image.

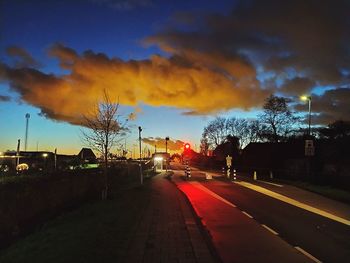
[170,163,350,263]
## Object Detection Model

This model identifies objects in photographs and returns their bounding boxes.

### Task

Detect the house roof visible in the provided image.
[78,148,96,160]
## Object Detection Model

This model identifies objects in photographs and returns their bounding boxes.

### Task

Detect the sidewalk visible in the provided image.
[123,173,218,263]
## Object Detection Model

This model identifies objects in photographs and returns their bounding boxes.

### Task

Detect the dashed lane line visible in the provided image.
[257,180,284,187]
[184,180,324,262]
[242,211,253,218]
[295,246,323,263]
[235,181,350,226]
[261,224,279,235]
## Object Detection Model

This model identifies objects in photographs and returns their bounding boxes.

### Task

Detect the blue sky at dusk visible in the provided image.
[1,0,349,155]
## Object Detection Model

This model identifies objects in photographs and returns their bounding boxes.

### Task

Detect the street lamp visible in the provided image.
[42,153,48,173]
[25,113,30,151]
[165,137,169,153]
[138,126,143,184]
[165,137,169,171]
[300,95,312,136]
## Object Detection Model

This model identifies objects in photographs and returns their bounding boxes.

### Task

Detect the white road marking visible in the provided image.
[189,181,236,208]
[261,224,278,235]
[235,181,350,226]
[242,211,253,218]
[295,246,322,263]
[258,180,284,187]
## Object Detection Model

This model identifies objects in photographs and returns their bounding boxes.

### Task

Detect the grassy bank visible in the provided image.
[279,180,350,205]
[0,183,149,263]
[0,164,144,248]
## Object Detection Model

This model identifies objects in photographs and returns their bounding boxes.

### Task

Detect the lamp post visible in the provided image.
[165,137,169,171]
[24,113,30,151]
[301,95,312,136]
[42,153,48,173]
[138,126,143,184]
[165,137,169,153]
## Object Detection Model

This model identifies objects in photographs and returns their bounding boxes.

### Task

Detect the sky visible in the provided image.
[1,0,350,155]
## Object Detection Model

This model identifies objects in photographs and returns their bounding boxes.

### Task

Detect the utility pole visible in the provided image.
[307,97,312,136]
[165,137,169,171]
[24,113,30,151]
[165,136,169,153]
[138,126,143,184]
[16,139,20,168]
[54,148,57,171]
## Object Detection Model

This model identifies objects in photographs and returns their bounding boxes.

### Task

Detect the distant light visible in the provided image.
[154,157,163,161]
[42,153,48,158]
[184,143,190,150]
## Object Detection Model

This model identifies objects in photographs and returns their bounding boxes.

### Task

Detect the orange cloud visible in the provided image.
[142,137,184,152]
[0,43,270,125]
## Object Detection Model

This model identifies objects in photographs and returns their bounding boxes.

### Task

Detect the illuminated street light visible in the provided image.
[42,153,48,172]
[300,95,312,136]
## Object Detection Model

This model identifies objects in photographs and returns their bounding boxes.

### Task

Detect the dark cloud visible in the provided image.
[0,95,11,102]
[145,0,350,123]
[6,45,40,68]
[142,137,184,151]
[280,77,315,96]
[147,0,350,84]
[295,88,350,124]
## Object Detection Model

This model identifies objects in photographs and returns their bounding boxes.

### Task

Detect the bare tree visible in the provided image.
[81,90,127,199]
[246,119,266,143]
[259,95,296,142]
[202,117,228,149]
[226,117,250,149]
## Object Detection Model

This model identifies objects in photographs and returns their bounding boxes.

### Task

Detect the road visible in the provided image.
[170,163,350,263]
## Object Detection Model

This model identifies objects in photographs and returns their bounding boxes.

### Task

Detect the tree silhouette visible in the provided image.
[81,90,127,199]
[318,120,350,139]
[202,117,228,148]
[259,95,296,142]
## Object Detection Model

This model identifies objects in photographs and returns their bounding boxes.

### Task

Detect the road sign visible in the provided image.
[305,140,315,156]
[226,155,232,167]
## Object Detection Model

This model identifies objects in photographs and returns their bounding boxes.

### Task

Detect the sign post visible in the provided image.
[305,140,315,156]
[305,140,314,178]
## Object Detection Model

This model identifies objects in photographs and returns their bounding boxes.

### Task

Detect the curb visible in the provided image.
[170,177,223,263]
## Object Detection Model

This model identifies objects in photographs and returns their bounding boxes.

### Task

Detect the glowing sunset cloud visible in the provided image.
[0,43,269,125]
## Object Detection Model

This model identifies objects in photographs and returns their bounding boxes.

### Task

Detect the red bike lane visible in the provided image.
[174,177,312,263]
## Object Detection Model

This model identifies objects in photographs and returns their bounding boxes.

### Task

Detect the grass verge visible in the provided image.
[0,184,149,263]
[278,179,350,205]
